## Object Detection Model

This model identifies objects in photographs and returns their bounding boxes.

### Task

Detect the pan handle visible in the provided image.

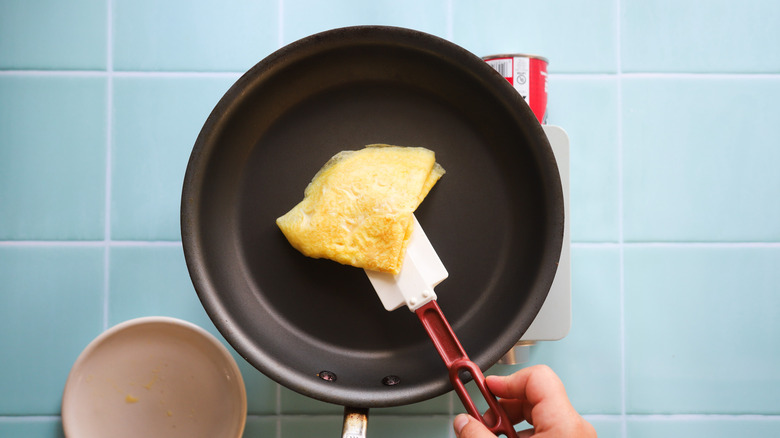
[342,406,369,438]
[415,301,518,438]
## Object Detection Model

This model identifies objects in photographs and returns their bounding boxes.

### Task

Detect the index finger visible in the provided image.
[487,365,570,408]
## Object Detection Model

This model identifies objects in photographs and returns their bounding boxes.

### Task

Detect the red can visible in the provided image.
[483,54,548,124]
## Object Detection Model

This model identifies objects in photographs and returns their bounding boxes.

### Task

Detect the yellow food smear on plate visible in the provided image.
[143,368,160,390]
[276,144,444,274]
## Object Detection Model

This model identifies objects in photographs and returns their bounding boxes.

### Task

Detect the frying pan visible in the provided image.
[181,25,563,432]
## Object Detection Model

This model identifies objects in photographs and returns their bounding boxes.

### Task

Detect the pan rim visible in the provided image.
[181,25,564,408]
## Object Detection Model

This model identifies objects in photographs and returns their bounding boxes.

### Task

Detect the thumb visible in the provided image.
[453,414,496,438]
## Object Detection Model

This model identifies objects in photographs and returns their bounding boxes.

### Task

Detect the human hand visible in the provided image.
[453,365,596,438]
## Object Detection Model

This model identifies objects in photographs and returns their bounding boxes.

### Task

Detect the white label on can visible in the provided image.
[513,56,530,106]
[485,58,513,79]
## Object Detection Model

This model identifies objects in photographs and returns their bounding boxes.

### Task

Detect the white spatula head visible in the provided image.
[365,215,448,312]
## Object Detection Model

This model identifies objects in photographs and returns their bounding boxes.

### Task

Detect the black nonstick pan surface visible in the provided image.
[181,26,563,408]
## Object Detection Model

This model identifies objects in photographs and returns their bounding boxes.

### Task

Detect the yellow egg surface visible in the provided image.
[276,144,445,274]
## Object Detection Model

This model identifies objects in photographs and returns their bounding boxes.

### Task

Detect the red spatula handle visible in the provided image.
[415,301,518,438]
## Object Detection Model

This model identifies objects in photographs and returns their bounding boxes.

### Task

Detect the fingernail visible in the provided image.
[453,414,470,436]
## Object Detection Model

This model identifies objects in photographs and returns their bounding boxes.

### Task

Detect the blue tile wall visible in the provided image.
[588,418,623,438]
[107,245,211,327]
[107,245,280,415]
[624,246,780,414]
[550,78,620,242]
[243,416,277,437]
[621,0,780,73]
[112,0,279,72]
[367,416,453,438]
[451,0,618,73]
[111,76,237,240]
[2,0,778,437]
[282,0,449,44]
[626,417,780,438]
[623,77,780,242]
[0,246,104,415]
[0,418,65,438]
[0,0,107,70]
[0,76,107,240]
[526,247,623,415]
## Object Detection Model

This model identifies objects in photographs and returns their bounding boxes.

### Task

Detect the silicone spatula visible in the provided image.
[365,215,518,438]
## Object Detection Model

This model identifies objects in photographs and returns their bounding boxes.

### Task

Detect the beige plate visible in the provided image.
[62,317,246,438]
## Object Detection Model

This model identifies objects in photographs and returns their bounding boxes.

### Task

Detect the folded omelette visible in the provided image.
[276,144,444,274]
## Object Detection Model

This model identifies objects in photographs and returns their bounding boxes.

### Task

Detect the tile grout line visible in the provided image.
[5,412,780,423]
[0,70,244,78]
[447,391,455,438]
[0,240,184,247]
[446,0,454,43]
[623,414,780,421]
[593,241,780,248]
[113,71,243,78]
[102,0,115,332]
[572,241,780,248]
[5,240,780,248]
[615,0,627,436]
[614,72,780,79]
[0,416,62,424]
[276,383,283,438]
[552,72,780,79]
[5,69,780,79]
[0,70,108,76]
[277,0,285,49]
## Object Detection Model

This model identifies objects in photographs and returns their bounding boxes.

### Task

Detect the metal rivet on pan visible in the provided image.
[382,375,401,386]
[318,370,337,382]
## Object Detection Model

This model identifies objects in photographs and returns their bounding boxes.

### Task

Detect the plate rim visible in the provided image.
[61,316,247,438]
